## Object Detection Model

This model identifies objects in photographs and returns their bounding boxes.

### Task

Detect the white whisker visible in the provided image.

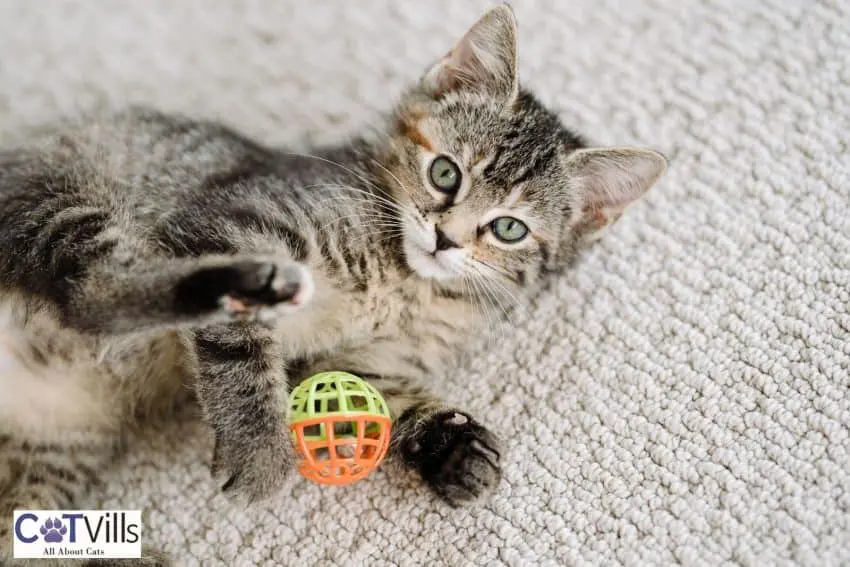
[468,261,532,322]
[464,274,501,349]
[317,209,399,225]
[301,182,405,216]
[319,215,401,232]
[473,275,515,348]
[283,151,385,195]
[478,277,508,348]
[370,159,414,201]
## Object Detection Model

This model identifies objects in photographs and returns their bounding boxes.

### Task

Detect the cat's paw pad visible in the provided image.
[176,259,314,321]
[211,430,296,503]
[219,260,313,312]
[404,410,502,506]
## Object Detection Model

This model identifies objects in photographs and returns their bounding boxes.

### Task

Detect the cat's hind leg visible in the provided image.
[0,434,141,566]
[0,300,177,566]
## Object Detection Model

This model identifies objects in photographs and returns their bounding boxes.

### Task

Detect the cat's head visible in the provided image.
[380,5,666,290]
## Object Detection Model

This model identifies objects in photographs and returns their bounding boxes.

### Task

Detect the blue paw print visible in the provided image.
[40,517,67,543]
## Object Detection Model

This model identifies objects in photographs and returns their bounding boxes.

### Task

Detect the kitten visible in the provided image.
[0,5,665,564]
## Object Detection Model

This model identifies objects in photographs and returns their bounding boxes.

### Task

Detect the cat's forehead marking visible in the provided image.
[470,150,498,178]
[399,109,435,153]
[461,144,474,168]
[503,182,526,208]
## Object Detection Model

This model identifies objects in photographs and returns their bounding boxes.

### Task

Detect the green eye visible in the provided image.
[428,156,461,193]
[491,217,529,243]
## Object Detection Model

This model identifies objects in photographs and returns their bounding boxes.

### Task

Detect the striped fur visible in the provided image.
[0,5,666,563]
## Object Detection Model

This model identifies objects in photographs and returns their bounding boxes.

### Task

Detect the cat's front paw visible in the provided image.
[402,410,502,506]
[211,429,296,502]
[177,258,314,323]
[216,259,314,319]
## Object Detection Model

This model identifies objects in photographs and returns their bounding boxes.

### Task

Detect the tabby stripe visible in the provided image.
[36,206,107,250]
[40,462,79,484]
[435,287,464,300]
[25,472,76,506]
[357,254,369,280]
[200,154,274,191]
[195,332,271,376]
[345,251,368,291]
[316,232,337,274]
[338,224,358,272]
[23,203,113,304]
[483,146,505,180]
[226,208,309,262]
[510,146,556,186]
[402,356,430,376]
[539,241,551,267]
[157,213,238,256]
[324,232,354,278]
[73,461,101,485]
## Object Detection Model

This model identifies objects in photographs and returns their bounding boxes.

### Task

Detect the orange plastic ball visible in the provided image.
[288,372,392,485]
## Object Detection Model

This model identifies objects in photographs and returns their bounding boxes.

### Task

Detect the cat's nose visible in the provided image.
[434,227,459,251]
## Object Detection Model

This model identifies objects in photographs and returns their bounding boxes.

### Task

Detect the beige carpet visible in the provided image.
[2,0,849,565]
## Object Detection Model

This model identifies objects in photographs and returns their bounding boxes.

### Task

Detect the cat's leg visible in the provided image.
[62,254,312,334]
[385,383,502,506]
[0,303,177,566]
[192,322,295,502]
[0,166,311,336]
[335,373,502,507]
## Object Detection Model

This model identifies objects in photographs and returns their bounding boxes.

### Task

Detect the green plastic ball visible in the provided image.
[287,371,392,485]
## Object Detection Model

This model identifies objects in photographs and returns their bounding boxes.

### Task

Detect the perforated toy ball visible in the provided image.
[287,371,392,485]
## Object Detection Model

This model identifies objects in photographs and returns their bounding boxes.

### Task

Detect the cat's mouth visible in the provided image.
[401,219,470,281]
[400,223,464,282]
[403,240,460,281]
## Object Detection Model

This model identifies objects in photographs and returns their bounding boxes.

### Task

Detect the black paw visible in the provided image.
[211,429,296,503]
[402,410,502,506]
[176,259,312,318]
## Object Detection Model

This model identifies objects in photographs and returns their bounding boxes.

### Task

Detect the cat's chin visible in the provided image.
[403,240,460,281]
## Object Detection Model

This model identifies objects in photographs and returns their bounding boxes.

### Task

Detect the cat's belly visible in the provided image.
[0,295,190,443]
[0,299,110,442]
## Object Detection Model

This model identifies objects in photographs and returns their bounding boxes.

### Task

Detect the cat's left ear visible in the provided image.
[563,148,667,241]
[421,5,519,104]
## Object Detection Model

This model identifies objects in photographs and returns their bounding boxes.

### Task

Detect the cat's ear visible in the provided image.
[564,148,667,241]
[421,5,519,103]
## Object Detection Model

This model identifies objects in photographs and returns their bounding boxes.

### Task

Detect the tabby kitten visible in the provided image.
[0,5,665,564]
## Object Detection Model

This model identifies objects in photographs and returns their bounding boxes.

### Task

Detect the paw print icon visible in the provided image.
[40,517,67,543]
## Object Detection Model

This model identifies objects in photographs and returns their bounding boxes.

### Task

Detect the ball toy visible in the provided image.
[287,371,392,485]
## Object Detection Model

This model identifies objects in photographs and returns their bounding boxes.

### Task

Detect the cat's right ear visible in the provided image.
[563,147,667,241]
[420,5,519,104]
